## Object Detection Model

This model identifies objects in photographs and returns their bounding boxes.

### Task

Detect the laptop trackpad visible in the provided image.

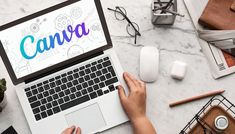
[65,103,106,134]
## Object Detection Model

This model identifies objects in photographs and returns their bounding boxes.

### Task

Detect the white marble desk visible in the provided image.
[0,0,235,134]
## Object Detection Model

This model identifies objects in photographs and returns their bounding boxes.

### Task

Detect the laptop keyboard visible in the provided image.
[24,56,119,121]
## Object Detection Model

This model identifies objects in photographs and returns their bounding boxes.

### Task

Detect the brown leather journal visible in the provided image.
[231,1,235,11]
[198,0,235,30]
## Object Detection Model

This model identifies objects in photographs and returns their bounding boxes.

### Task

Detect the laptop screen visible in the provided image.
[0,0,107,79]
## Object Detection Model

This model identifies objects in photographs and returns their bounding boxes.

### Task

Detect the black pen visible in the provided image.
[161,0,173,14]
[164,0,174,10]
[162,9,185,17]
[157,0,163,7]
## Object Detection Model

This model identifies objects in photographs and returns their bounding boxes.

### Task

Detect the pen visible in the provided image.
[161,0,173,13]
[169,89,225,107]
[162,9,185,17]
[153,0,174,13]
[152,8,184,17]
[157,0,163,7]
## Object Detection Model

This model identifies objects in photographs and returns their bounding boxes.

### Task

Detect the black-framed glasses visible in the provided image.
[108,6,141,44]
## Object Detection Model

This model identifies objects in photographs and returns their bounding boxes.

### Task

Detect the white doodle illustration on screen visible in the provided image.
[67,44,84,58]
[30,23,40,33]
[88,21,104,43]
[83,8,95,22]
[55,14,73,31]
[30,18,47,33]
[70,7,83,19]
[2,40,32,75]
[0,0,107,78]
[14,59,32,76]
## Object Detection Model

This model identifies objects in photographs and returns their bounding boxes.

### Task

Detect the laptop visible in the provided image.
[0,0,129,133]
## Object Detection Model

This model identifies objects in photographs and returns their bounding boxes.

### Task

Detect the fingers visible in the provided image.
[118,85,127,102]
[123,72,137,90]
[62,126,75,134]
[128,73,141,86]
[76,127,81,134]
[138,80,146,88]
[124,72,145,89]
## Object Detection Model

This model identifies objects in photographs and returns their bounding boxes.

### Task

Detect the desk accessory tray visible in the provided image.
[180,95,235,134]
[151,0,177,25]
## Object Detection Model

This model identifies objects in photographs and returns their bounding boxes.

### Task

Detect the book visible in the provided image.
[198,0,235,30]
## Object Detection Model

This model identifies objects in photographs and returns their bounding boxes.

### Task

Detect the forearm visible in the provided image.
[131,116,157,134]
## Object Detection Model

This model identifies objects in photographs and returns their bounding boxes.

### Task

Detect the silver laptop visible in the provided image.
[0,0,129,133]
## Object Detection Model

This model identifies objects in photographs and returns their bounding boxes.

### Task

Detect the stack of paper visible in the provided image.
[184,0,235,79]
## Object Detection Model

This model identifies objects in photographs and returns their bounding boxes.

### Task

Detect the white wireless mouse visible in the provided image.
[139,46,159,82]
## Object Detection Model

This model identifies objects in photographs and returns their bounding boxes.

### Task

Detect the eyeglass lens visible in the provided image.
[109,6,141,44]
[126,22,140,37]
[115,7,127,20]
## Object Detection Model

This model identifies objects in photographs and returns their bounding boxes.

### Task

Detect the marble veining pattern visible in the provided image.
[0,0,235,134]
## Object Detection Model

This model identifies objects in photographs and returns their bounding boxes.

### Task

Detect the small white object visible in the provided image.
[139,46,159,82]
[170,61,187,80]
[214,115,229,131]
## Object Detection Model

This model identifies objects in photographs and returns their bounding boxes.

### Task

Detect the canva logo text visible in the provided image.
[20,22,90,59]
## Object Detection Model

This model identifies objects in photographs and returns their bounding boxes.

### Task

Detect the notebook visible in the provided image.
[198,0,235,30]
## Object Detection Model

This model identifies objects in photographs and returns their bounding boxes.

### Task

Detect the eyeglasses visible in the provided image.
[108,6,141,44]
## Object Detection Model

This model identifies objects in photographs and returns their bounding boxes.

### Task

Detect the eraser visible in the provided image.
[170,61,187,80]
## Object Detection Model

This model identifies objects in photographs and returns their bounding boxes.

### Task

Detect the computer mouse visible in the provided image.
[139,46,159,82]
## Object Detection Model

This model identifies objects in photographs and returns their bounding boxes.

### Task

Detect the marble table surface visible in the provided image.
[1,0,235,134]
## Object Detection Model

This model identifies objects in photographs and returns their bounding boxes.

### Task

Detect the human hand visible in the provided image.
[61,126,81,134]
[118,72,147,123]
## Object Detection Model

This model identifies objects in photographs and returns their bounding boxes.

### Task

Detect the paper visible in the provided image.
[183,0,235,79]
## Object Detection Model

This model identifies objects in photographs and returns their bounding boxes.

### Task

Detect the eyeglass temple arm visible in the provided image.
[134,32,137,44]
[116,7,141,36]
[107,7,141,36]
[107,8,125,16]
[107,8,117,12]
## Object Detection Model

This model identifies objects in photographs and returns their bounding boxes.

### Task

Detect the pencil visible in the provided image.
[169,89,225,107]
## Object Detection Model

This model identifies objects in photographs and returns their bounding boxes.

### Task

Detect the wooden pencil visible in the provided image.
[169,89,225,107]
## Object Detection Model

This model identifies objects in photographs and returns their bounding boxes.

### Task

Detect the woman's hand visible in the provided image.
[118,72,156,134]
[61,126,81,134]
[118,72,146,123]
[61,72,156,134]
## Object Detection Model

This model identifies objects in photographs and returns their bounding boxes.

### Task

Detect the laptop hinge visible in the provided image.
[25,51,104,84]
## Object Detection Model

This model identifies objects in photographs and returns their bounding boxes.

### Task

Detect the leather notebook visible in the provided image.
[198,0,235,30]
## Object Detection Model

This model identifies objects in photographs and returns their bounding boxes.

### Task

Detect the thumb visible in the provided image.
[118,85,127,103]
[76,127,81,134]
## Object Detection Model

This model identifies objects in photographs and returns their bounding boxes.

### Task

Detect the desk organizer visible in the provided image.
[180,95,235,134]
[151,0,177,25]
